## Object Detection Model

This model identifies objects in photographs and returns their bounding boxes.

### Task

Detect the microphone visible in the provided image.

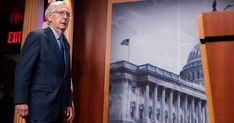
[224,2,234,11]
[212,0,217,12]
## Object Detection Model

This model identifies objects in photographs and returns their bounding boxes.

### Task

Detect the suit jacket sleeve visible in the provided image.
[67,78,72,107]
[14,31,41,104]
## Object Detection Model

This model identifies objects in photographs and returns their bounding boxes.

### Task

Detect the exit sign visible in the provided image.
[7,31,22,44]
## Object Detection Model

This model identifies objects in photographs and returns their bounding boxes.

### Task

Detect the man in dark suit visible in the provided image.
[14,1,72,123]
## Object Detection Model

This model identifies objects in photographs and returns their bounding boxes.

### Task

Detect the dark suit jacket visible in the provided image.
[14,27,72,121]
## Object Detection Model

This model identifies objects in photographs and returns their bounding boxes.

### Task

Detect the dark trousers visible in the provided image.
[27,111,64,123]
[27,103,64,123]
[27,117,63,123]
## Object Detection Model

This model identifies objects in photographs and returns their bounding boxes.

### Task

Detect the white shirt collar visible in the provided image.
[49,26,61,40]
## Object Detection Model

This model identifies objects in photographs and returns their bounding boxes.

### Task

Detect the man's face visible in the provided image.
[48,4,70,33]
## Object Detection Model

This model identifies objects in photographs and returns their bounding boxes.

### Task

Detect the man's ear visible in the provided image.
[47,13,52,22]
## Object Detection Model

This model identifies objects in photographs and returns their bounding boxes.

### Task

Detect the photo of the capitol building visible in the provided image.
[108,44,208,123]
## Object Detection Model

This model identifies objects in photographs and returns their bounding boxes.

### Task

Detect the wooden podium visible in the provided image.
[198,11,234,123]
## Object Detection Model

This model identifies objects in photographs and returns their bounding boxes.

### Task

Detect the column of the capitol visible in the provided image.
[184,95,188,123]
[161,88,165,123]
[205,104,209,123]
[198,100,202,123]
[135,89,139,120]
[202,101,206,123]
[153,85,158,123]
[120,79,127,121]
[169,90,173,123]
[176,92,180,123]
[202,103,205,123]
[191,97,195,123]
[196,99,198,123]
[144,84,150,123]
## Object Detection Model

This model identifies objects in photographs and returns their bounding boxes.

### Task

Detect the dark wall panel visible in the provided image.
[72,0,108,123]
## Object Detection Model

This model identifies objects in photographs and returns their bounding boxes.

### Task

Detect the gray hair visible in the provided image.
[44,1,67,20]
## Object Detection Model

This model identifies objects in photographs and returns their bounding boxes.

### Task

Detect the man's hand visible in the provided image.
[15,104,29,117]
[65,106,73,121]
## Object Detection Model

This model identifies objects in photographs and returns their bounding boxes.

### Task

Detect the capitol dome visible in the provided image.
[180,43,204,85]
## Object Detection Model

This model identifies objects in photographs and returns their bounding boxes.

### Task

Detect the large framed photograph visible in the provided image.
[108,0,232,123]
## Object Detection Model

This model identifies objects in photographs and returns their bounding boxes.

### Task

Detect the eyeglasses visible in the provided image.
[53,11,71,18]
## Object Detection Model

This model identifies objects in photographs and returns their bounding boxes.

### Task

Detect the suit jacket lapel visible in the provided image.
[44,27,65,71]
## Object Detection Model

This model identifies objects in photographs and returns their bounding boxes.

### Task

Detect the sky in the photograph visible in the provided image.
[111,0,233,74]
